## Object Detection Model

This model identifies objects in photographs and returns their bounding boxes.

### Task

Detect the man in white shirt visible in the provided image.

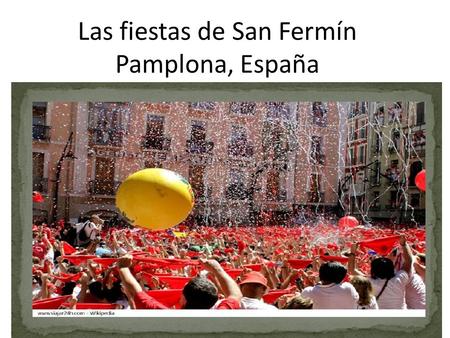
[301,262,359,309]
[239,271,278,310]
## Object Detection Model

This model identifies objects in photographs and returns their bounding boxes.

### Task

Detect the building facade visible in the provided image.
[32,101,349,225]
[343,101,426,224]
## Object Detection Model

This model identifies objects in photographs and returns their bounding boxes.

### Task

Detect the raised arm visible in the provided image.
[400,235,413,274]
[347,243,364,276]
[200,258,242,301]
[117,255,143,301]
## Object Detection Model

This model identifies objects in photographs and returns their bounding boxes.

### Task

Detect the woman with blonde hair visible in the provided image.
[350,275,378,309]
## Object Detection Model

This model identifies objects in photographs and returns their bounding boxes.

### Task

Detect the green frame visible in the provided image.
[12,83,441,337]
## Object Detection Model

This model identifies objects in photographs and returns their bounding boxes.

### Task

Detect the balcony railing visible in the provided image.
[186,140,214,155]
[141,135,171,151]
[33,177,48,193]
[32,125,51,141]
[91,128,124,147]
[228,143,254,157]
[88,180,121,196]
[307,191,325,203]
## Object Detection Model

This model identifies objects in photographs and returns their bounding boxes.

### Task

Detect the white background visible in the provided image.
[1,0,448,336]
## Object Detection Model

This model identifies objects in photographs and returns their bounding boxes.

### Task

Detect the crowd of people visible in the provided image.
[32,215,426,311]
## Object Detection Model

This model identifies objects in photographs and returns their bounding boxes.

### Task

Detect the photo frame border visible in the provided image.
[12,82,441,337]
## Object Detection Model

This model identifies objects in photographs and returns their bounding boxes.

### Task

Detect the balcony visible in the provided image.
[88,180,121,196]
[91,128,123,147]
[186,139,214,155]
[32,125,51,141]
[307,191,325,203]
[228,142,254,157]
[33,177,48,193]
[141,135,171,151]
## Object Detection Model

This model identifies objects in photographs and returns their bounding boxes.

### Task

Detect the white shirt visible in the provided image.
[405,273,426,309]
[240,297,278,310]
[301,282,359,309]
[370,270,409,309]
[76,221,101,241]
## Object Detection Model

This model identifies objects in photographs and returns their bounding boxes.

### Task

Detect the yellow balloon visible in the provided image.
[116,168,195,230]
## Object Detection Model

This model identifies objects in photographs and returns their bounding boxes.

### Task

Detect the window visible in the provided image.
[349,125,355,141]
[374,133,382,153]
[389,129,400,152]
[229,126,252,156]
[374,105,385,126]
[266,102,293,119]
[231,102,256,115]
[89,102,130,146]
[310,136,324,164]
[32,102,47,126]
[190,120,207,141]
[358,145,365,164]
[146,115,164,136]
[143,115,171,150]
[308,173,323,203]
[91,157,116,195]
[349,102,367,118]
[32,102,50,141]
[372,191,380,208]
[266,170,280,201]
[388,102,402,123]
[372,161,381,185]
[358,124,366,139]
[226,168,247,200]
[409,161,423,186]
[32,152,47,193]
[311,102,328,126]
[190,101,216,110]
[348,148,354,166]
[416,102,425,125]
[189,165,206,199]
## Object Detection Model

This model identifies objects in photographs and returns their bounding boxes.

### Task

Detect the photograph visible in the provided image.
[31,99,427,313]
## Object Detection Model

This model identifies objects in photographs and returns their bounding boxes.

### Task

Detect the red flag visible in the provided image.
[262,290,292,304]
[92,258,118,267]
[287,259,313,269]
[320,255,349,263]
[243,264,262,272]
[359,235,401,256]
[146,289,183,308]
[157,276,191,289]
[52,272,83,283]
[224,269,243,280]
[32,295,71,309]
[62,241,77,255]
